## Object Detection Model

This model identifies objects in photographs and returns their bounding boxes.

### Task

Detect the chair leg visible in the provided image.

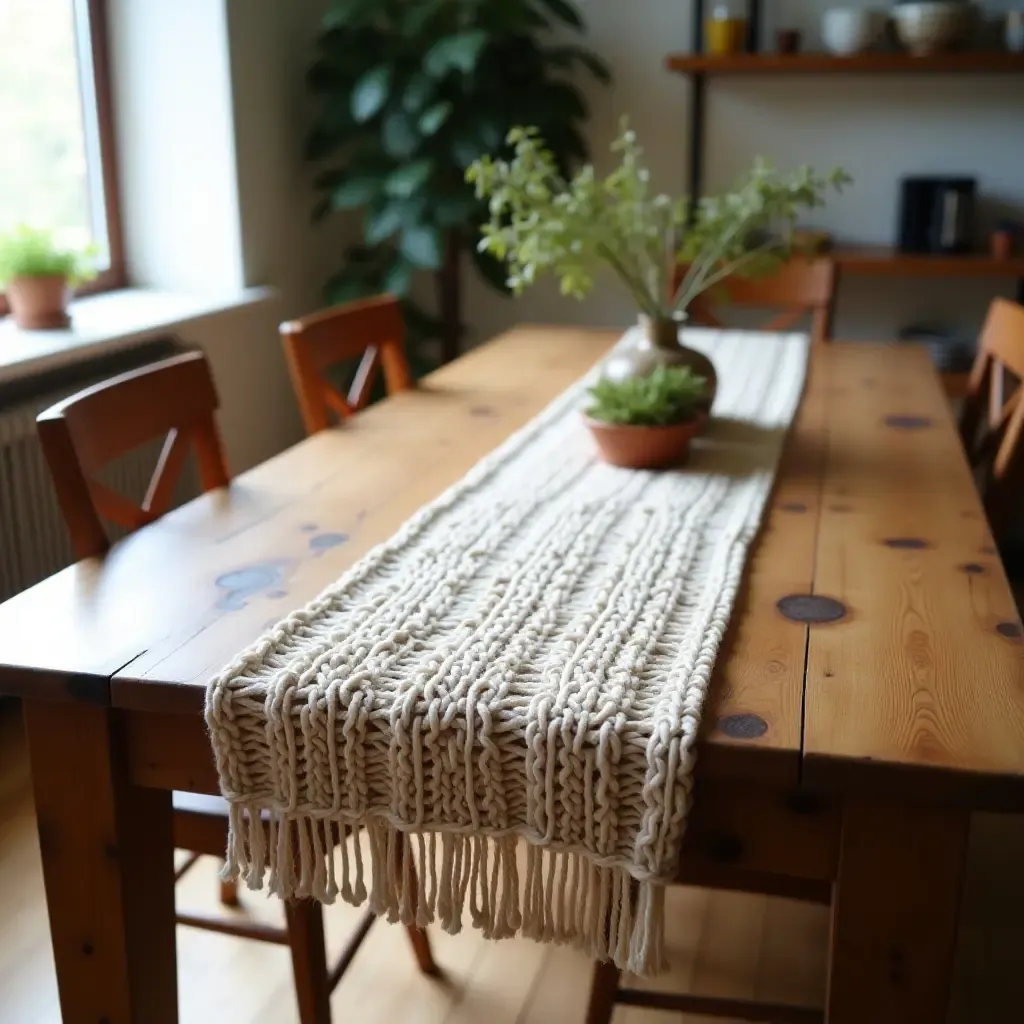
[585,960,621,1024]
[403,923,438,976]
[219,877,240,908]
[284,899,332,1024]
[397,843,439,976]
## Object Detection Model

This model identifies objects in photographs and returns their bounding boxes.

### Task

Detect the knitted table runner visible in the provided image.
[206,327,809,975]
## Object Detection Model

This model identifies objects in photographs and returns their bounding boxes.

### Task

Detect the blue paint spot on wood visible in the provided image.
[216,563,288,611]
[718,714,768,740]
[884,415,932,430]
[300,523,318,533]
[884,538,930,550]
[310,532,348,555]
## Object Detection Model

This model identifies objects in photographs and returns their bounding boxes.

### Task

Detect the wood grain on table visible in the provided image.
[1,327,1022,806]
[803,344,1024,807]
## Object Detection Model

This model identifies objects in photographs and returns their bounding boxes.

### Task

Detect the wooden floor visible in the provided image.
[1,707,1023,1023]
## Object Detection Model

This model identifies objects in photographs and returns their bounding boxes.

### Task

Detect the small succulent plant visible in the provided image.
[585,366,708,427]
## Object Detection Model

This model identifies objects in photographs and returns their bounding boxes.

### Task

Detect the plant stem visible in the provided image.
[596,242,660,315]
[673,239,783,314]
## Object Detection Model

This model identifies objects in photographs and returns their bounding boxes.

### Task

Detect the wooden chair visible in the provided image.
[959,298,1024,541]
[36,351,436,1024]
[280,294,414,436]
[36,349,230,560]
[673,257,837,344]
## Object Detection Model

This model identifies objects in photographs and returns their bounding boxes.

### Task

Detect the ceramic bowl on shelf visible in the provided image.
[892,2,974,55]
[822,8,887,56]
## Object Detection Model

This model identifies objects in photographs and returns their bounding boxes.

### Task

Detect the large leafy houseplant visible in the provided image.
[468,125,849,404]
[307,0,609,365]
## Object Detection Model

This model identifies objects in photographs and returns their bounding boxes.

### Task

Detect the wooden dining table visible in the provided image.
[1,326,1023,1024]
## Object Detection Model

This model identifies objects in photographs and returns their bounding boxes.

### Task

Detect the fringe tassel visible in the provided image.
[219,812,668,975]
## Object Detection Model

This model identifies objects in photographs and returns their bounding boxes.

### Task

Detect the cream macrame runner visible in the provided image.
[206,327,809,975]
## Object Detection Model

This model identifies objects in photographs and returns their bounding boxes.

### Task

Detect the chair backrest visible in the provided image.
[959,298,1024,537]
[37,350,230,559]
[674,257,837,344]
[279,294,414,436]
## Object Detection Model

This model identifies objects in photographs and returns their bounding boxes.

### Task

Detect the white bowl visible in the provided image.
[893,2,974,55]
[822,8,887,56]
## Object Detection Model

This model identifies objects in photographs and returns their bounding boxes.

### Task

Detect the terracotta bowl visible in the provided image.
[585,416,701,470]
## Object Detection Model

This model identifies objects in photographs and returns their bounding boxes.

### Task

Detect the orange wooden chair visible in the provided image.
[280,294,414,436]
[36,350,436,1024]
[959,298,1024,541]
[673,257,837,344]
[36,349,230,560]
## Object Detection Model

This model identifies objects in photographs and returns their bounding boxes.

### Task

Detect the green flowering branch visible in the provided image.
[467,123,851,321]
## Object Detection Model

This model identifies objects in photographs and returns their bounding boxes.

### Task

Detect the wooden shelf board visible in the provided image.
[666,52,1024,76]
[832,248,1024,278]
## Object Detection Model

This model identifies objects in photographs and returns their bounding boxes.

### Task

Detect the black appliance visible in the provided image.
[897,176,976,255]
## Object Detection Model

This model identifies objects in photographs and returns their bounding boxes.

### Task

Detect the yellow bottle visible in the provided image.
[706,4,747,56]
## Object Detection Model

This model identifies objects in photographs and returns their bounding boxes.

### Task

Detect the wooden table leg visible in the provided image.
[827,796,969,1024]
[24,700,178,1024]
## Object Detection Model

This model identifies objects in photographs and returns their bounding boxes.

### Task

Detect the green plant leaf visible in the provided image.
[365,197,427,244]
[402,73,435,113]
[543,81,588,122]
[401,2,440,37]
[382,109,420,158]
[424,30,488,78]
[400,225,443,269]
[418,100,452,137]
[451,131,491,169]
[534,0,584,30]
[383,258,415,296]
[330,175,382,210]
[311,196,332,223]
[322,0,379,30]
[384,159,433,198]
[351,65,393,122]
[434,192,479,228]
[324,273,377,305]
[471,244,511,295]
[544,44,612,84]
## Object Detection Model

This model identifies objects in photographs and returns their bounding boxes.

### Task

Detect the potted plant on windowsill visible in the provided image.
[0,226,97,330]
[584,365,709,470]
[467,124,849,410]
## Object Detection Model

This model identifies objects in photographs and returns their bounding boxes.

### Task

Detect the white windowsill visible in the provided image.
[0,286,276,385]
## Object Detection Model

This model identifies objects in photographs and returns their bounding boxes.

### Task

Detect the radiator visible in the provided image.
[0,340,198,603]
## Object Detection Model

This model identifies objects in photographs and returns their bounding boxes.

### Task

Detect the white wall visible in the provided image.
[107,0,328,472]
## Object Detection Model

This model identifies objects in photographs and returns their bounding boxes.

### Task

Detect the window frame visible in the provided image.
[0,0,126,317]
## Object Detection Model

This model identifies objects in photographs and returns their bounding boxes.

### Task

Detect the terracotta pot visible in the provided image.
[6,275,71,330]
[585,415,701,470]
[602,315,718,412]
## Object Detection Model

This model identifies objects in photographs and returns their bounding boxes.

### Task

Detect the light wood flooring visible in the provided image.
[1,706,1022,1023]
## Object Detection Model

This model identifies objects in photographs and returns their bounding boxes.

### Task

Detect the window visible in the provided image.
[0,0,125,307]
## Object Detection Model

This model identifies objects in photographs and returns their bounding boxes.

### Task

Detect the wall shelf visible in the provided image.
[833,249,1024,279]
[666,52,1024,76]
[671,0,1024,304]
